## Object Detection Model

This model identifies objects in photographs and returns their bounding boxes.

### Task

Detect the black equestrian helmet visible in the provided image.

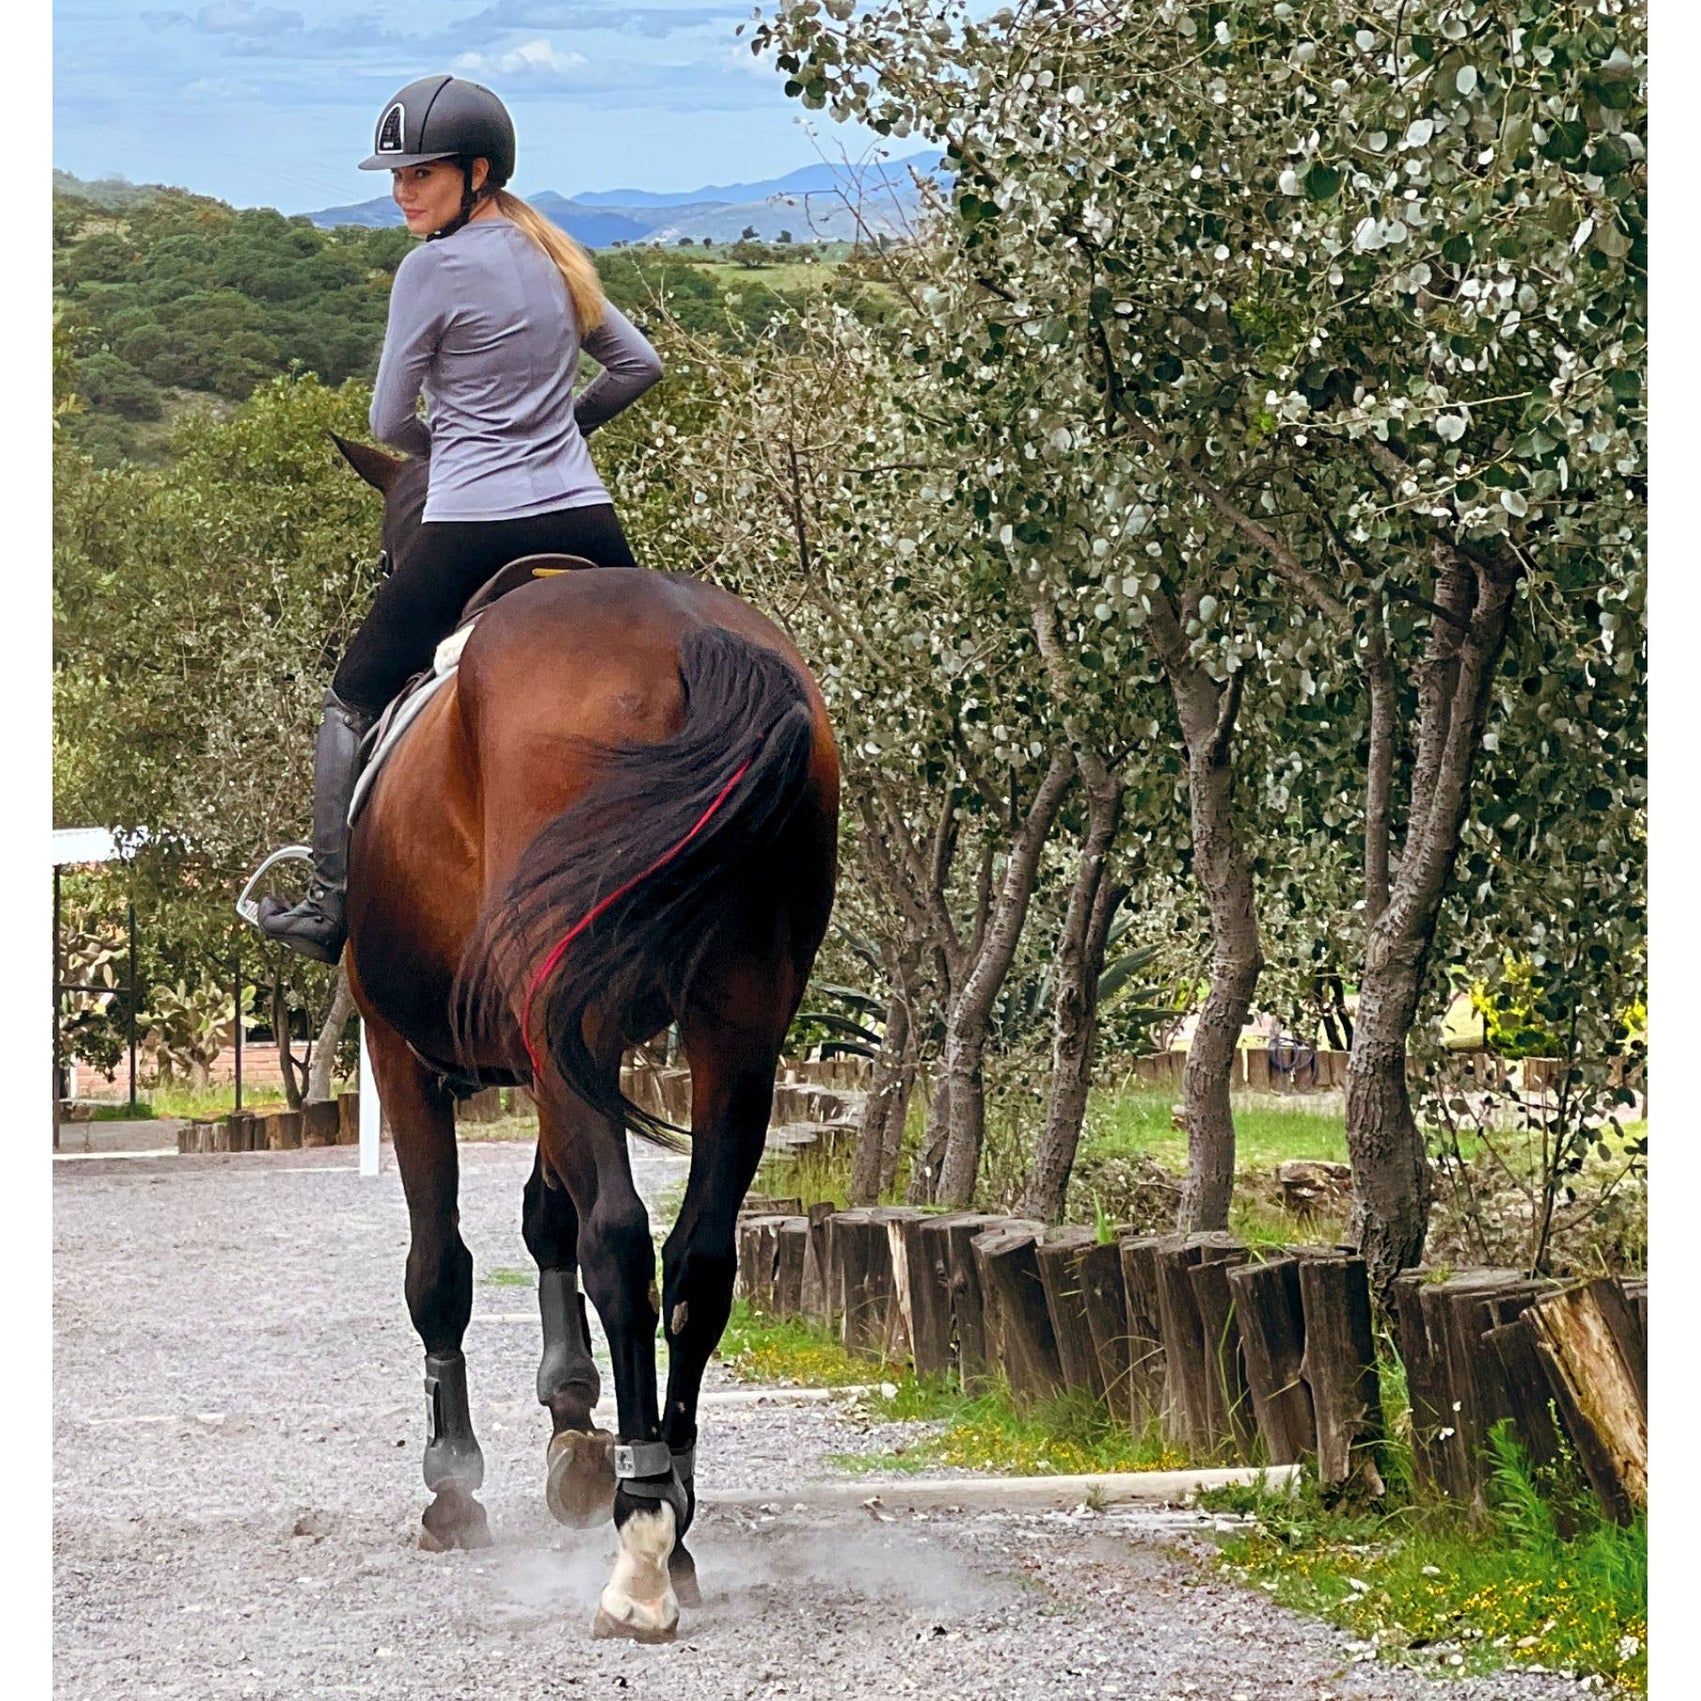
[359,74,517,186]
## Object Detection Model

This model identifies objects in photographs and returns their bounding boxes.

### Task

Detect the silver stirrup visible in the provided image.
[235,845,314,928]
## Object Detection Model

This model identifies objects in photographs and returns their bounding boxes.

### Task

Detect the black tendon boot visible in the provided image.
[257,688,371,964]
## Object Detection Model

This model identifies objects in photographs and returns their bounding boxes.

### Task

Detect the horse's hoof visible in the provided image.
[546,1426,616,1528]
[419,1484,493,1551]
[669,1543,702,1608]
[591,1605,678,1645]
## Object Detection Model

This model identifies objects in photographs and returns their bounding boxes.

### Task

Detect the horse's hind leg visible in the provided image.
[521,1143,615,1528]
[535,1075,680,1643]
[659,1024,787,1607]
[364,1016,491,1552]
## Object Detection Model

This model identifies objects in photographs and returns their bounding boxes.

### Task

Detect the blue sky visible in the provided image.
[53,1,889,211]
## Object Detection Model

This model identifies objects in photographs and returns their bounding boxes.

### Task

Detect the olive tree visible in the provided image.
[609,296,1073,1204]
[754,0,1645,1286]
[54,370,383,1095]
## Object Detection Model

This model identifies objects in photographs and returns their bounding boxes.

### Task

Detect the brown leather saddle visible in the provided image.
[457,551,598,622]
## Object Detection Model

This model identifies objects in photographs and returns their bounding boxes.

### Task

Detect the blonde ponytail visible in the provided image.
[493,189,607,335]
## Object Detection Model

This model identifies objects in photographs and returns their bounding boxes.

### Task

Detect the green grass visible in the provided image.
[88,1079,353,1120]
[755,1082,1356,1230]
[718,1299,1190,1477]
[753,1138,855,1210]
[89,1086,548,1145]
[1200,1429,1646,1692]
[611,240,850,297]
[718,1299,882,1387]
[838,1381,1189,1478]
[1227,1192,1349,1248]
[479,1266,535,1288]
[84,1100,155,1121]
[1082,1085,1349,1171]
[455,1111,541,1144]
[694,256,840,292]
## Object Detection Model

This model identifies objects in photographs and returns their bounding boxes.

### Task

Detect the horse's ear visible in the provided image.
[328,431,402,494]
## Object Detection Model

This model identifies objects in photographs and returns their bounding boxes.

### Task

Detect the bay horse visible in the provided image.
[328,435,838,1642]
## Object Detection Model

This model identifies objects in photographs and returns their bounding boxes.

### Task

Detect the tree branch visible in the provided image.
[785,437,812,581]
[949,716,1007,814]
[1361,600,1397,924]
[1109,395,1351,624]
[1207,666,1246,769]
[856,788,950,952]
[927,790,959,912]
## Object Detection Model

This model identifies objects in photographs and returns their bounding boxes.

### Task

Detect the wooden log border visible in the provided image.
[733,1202,1648,1519]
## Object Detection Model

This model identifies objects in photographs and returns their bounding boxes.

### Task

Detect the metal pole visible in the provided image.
[127,900,138,1110]
[233,949,243,1112]
[52,865,62,1151]
[358,1018,381,1178]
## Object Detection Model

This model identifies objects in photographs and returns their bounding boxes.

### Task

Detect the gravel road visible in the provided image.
[55,1140,1587,1699]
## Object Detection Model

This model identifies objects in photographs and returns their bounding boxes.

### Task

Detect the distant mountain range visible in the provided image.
[570,156,938,208]
[304,152,948,247]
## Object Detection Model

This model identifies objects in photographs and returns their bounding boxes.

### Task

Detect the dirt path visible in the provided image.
[55,1141,1580,1699]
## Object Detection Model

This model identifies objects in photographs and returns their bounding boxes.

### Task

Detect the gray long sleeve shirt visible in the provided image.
[369,216,662,522]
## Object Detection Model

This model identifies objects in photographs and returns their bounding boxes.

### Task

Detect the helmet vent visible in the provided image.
[376,103,405,153]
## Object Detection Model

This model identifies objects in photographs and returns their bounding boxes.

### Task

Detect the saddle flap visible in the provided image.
[458,552,598,623]
[347,670,458,828]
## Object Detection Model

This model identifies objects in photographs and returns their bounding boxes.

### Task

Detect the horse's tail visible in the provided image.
[453,624,815,1145]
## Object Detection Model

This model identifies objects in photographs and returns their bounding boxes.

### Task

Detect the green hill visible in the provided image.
[52,177,871,466]
[54,181,407,464]
[53,169,170,211]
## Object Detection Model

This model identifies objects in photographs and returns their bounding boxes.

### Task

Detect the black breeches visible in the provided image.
[332,504,637,718]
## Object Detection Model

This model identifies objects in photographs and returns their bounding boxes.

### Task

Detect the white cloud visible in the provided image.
[452,38,588,79]
[182,75,252,99]
[196,2,302,35]
[722,40,779,80]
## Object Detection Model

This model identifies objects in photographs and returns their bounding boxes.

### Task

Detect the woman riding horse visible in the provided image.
[250,77,841,1645]
[259,73,662,961]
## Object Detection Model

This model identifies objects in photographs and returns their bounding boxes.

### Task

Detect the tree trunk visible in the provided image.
[936,753,1074,1208]
[1176,731,1262,1230]
[1345,933,1433,1290]
[1361,605,1397,924]
[1102,427,1521,1287]
[1317,972,1353,1050]
[1022,765,1126,1220]
[853,787,967,1207]
[935,1018,989,1210]
[1346,545,1520,1295]
[851,971,913,1205]
[876,1021,918,1198]
[306,964,353,1105]
[906,1063,951,1204]
[271,972,303,1111]
[1147,597,1262,1234]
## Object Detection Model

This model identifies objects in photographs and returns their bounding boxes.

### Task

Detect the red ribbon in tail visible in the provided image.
[519,755,757,1083]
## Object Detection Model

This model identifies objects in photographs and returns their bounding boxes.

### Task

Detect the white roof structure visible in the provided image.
[52,827,126,866]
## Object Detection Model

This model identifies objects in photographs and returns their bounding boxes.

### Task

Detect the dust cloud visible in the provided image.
[487,1510,1017,1630]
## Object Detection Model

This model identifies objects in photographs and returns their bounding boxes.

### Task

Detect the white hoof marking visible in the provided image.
[594,1501,679,1642]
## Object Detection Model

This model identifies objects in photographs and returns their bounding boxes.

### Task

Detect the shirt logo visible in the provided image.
[377,103,406,153]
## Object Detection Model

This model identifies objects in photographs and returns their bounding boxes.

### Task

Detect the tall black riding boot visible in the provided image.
[257,689,372,965]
